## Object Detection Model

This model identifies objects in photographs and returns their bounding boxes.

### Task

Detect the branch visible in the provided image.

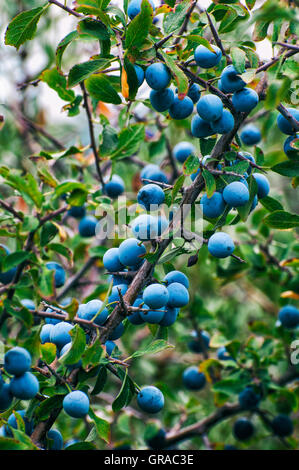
[0,200,24,221]
[274,42,299,52]
[172,0,197,46]
[80,82,105,187]
[205,10,231,63]
[48,0,82,17]
[57,256,97,301]
[277,103,299,132]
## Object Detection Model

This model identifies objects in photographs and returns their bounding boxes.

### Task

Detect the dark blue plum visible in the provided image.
[137,386,164,413]
[150,88,174,112]
[208,232,235,258]
[194,45,222,68]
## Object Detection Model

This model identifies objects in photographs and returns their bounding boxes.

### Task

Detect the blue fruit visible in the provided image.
[252,173,270,199]
[40,324,54,344]
[188,83,201,103]
[217,346,232,361]
[45,307,62,325]
[140,304,165,324]
[284,134,299,160]
[191,115,213,138]
[20,299,35,311]
[10,372,39,399]
[167,282,189,308]
[103,247,124,272]
[188,330,210,353]
[134,64,145,87]
[104,175,125,199]
[211,109,235,134]
[6,410,33,437]
[271,414,293,437]
[233,418,254,441]
[63,390,89,418]
[105,340,116,356]
[239,387,260,409]
[150,88,174,112]
[277,108,299,135]
[4,347,31,376]
[200,192,226,218]
[78,215,98,237]
[196,94,223,122]
[80,299,107,324]
[137,184,165,211]
[173,142,195,164]
[118,238,146,267]
[50,321,73,349]
[232,87,259,113]
[46,262,66,288]
[0,383,13,411]
[47,429,64,450]
[108,322,125,340]
[220,65,246,93]
[128,0,155,19]
[223,181,250,207]
[240,124,261,146]
[0,243,16,285]
[140,164,168,185]
[208,232,235,258]
[137,386,164,413]
[131,214,158,241]
[155,215,168,236]
[145,63,171,91]
[68,205,86,219]
[109,284,128,304]
[169,95,194,120]
[159,307,179,327]
[278,305,299,328]
[127,298,144,325]
[163,270,189,289]
[183,366,206,390]
[143,283,169,309]
[146,428,167,449]
[194,44,222,68]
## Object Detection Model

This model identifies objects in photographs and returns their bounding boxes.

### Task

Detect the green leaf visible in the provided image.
[159,50,188,98]
[202,169,216,198]
[0,437,32,450]
[172,174,185,201]
[5,6,46,50]
[35,395,65,420]
[237,174,257,221]
[77,18,110,40]
[91,366,107,395]
[99,124,118,156]
[68,59,112,88]
[183,154,199,175]
[88,408,110,443]
[163,0,192,34]
[231,47,246,74]
[2,251,30,271]
[112,369,135,412]
[125,0,153,50]
[40,343,57,364]
[109,124,145,160]
[40,68,75,102]
[56,31,79,71]
[272,160,299,177]
[263,211,299,229]
[187,35,217,53]
[48,243,73,264]
[82,338,104,368]
[65,442,97,450]
[40,222,58,247]
[260,196,283,213]
[127,339,174,360]
[85,74,122,104]
[59,325,86,365]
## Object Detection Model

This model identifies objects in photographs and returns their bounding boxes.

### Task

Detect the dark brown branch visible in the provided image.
[80,82,105,187]
[0,200,24,221]
[48,0,82,17]
[205,10,231,62]
[173,0,197,46]
[277,103,299,132]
